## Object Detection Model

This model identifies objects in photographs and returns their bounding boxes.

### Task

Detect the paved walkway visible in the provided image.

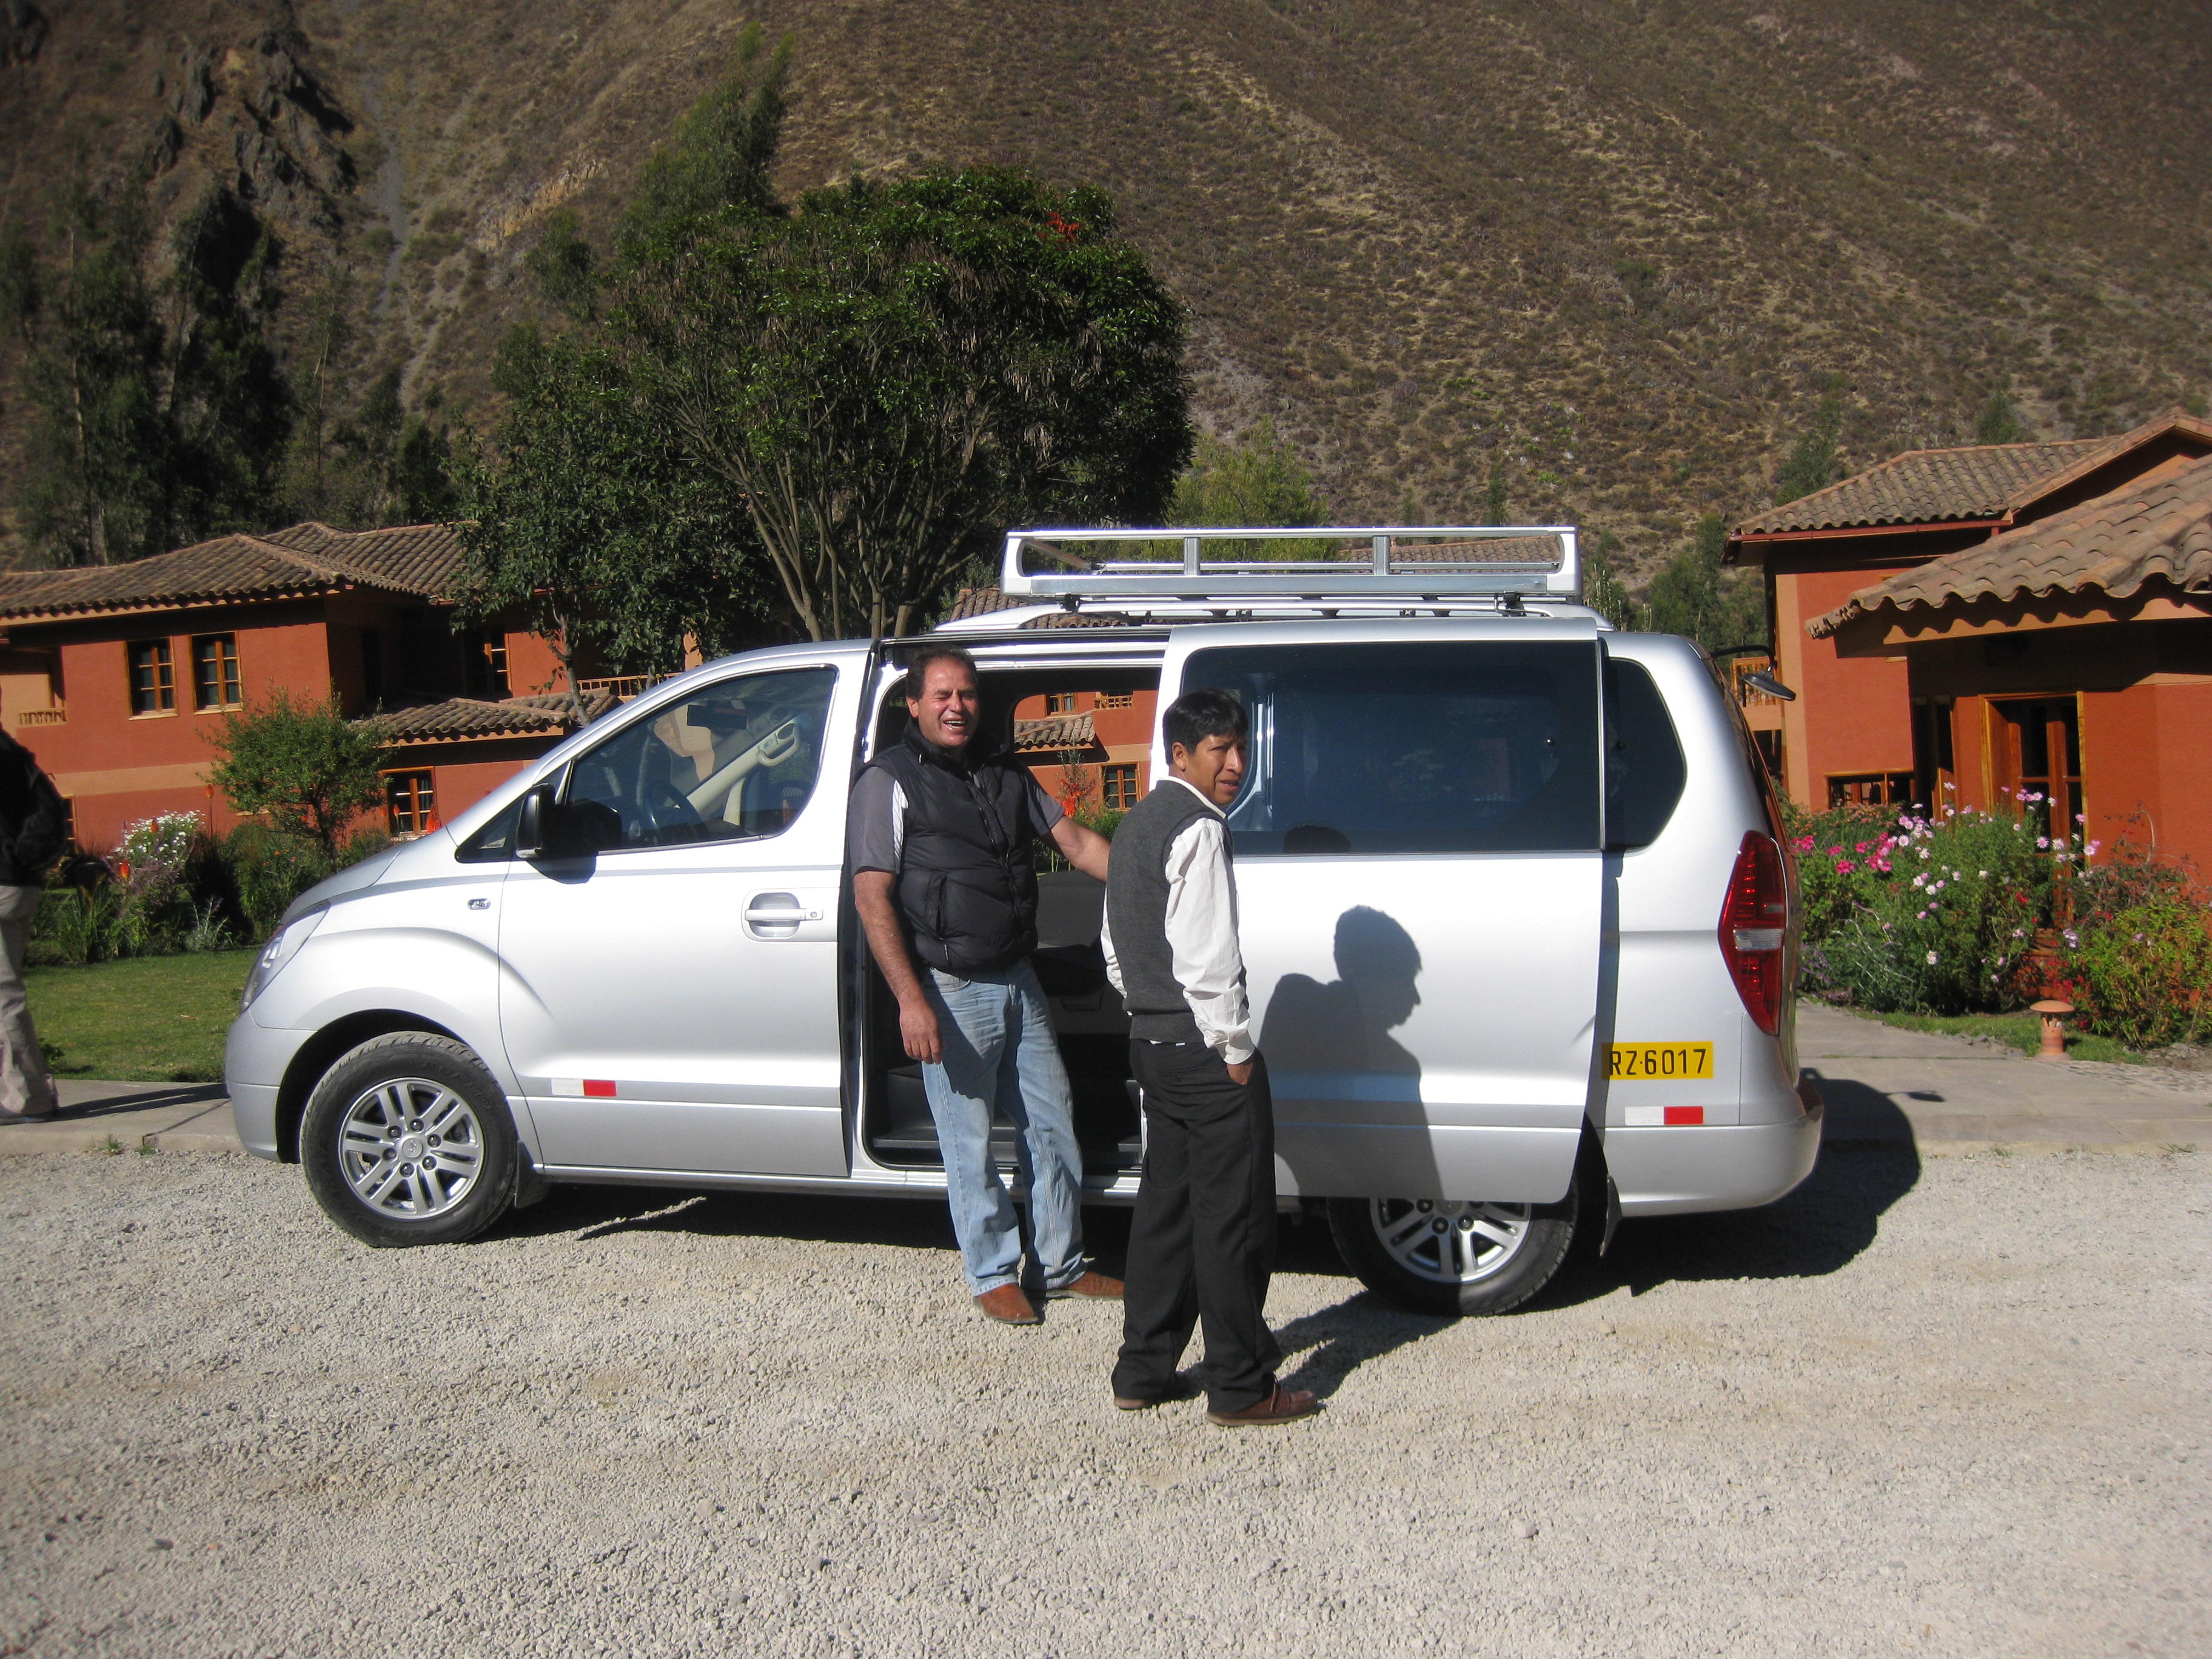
[1800,1002,2212,1154]
[1,1009,2206,1159]
[0,1079,240,1155]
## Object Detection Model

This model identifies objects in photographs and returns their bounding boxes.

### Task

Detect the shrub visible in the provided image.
[206,689,386,855]
[1797,803,2060,1015]
[221,823,335,940]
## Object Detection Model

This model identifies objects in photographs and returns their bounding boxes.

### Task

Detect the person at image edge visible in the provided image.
[0,689,69,1126]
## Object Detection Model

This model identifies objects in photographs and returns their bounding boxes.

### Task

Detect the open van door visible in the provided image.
[1159,618,1606,1205]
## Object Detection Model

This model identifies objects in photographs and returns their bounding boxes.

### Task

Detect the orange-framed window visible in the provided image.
[1989,695,2082,841]
[1825,771,1914,808]
[127,640,175,714]
[1102,763,1141,811]
[1044,691,1078,714]
[192,633,242,710]
[384,770,437,837]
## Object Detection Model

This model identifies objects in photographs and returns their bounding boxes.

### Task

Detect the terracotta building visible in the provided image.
[1726,409,2212,818]
[1809,450,2212,870]
[0,521,594,850]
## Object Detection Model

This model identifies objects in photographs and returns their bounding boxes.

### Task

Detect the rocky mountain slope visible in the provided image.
[3,0,2209,573]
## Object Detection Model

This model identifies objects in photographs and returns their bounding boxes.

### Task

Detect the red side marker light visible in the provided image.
[1663,1105,1705,1126]
[582,1079,617,1098]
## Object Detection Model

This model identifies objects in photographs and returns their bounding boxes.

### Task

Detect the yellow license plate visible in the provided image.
[1607,1042,1714,1081]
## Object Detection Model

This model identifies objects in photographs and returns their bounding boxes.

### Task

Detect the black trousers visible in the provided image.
[1111,1042,1281,1413]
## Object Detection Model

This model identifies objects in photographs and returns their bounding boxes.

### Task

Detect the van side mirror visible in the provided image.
[515,783,621,860]
[514,784,557,859]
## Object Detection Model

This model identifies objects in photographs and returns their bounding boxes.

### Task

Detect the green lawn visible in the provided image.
[1857,1007,2150,1066]
[25,950,255,1082]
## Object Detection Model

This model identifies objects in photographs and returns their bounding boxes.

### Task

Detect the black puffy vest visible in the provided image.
[867,726,1042,976]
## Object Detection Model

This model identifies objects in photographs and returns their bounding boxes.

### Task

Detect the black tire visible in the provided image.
[300,1032,520,1248]
[1327,1178,1580,1316]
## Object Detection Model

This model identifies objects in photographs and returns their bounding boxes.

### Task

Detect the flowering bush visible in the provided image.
[1790,796,2073,1016]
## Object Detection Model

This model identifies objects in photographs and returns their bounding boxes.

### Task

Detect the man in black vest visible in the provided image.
[850,644,1122,1324]
[1102,688,1318,1426]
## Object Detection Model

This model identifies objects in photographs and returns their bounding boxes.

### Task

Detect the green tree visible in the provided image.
[618,24,793,247]
[1644,513,1765,651]
[5,175,293,561]
[4,177,170,563]
[1974,380,2027,445]
[159,188,292,539]
[208,689,387,855]
[1773,381,1845,506]
[1168,418,1325,526]
[454,324,765,712]
[1580,529,1642,631]
[526,207,598,322]
[1484,453,1509,523]
[618,166,1190,637]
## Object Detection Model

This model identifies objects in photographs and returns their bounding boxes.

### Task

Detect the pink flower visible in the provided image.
[1835,860,1856,873]
[1829,845,1844,857]
[1854,842,1869,853]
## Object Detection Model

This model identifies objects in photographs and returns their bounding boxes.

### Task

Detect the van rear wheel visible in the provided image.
[300,1033,520,1248]
[1328,1184,1578,1316]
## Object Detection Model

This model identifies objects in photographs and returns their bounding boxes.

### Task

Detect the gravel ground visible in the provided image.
[1,1146,2205,1658]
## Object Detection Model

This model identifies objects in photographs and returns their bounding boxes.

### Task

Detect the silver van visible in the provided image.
[225,528,1818,1314]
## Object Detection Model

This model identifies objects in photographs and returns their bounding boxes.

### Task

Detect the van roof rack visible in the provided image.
[999,526,1580,602]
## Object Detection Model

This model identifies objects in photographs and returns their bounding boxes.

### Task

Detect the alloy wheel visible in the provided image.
[1367,1197,1533,1285]
[337,1078,486,1221]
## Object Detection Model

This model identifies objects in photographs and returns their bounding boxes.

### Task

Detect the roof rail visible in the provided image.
[999,526,1580,602]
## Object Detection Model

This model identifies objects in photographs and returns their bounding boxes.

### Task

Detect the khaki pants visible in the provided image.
[0,884,56,1117]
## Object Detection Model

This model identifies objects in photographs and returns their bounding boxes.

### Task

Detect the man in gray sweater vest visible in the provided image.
[1101,689,1319,1427]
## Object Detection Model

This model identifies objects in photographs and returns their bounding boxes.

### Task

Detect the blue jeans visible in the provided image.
[920,961,1088,1295]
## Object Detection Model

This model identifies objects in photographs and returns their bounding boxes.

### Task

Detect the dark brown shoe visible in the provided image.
[973,1284,1042,1325]
[1207,1386,1321,1427]
[1112,1372,1201,1411]
[1046,1270,1124,1301]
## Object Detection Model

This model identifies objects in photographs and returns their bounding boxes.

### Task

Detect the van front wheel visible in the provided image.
[1327,1186,1578,1316]
[300,1033,520,1248]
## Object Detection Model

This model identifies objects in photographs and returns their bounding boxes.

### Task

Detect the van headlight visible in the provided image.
[241,905,328,1012]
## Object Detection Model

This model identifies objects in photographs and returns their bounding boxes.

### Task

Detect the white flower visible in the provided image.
[2011,928,2025,938]
[1926,951,1939,964]
[1979,870,1988,878]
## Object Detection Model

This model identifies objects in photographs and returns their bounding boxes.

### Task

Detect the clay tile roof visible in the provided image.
[949,587,1030,621]
[1013,712,1097,752]
[1327,533,1564,566]
[1735,441,2103,537]
[1735,409,2212,540]
[0,521,468,623]
[1017,609,1142,629]
[1808,453,2212,638]
[364,688,617,746]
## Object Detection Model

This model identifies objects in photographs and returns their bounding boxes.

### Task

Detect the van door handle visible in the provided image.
[744,892,820,938]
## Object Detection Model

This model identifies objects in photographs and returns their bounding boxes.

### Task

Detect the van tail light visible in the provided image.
[1719,831,1789,1035]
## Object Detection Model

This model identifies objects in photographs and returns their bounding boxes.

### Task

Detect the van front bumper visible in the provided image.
[225,1013,310,1162]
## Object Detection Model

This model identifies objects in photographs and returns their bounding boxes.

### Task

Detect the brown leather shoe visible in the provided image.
[1207,1385,1321,1427]
[1113,1372,1201,1411]
[1046,1270,1124,1301]
[973,1284,1042,1325]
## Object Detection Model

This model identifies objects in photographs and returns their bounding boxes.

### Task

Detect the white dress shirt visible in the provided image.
[1101,776,1253,1065]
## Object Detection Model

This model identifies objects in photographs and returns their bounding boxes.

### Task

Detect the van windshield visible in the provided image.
[1184,640,1602,856]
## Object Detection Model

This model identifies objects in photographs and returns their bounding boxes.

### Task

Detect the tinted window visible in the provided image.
[564,668,836,850]
[1185,641,1601,856]
[1604,657,1687,850]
